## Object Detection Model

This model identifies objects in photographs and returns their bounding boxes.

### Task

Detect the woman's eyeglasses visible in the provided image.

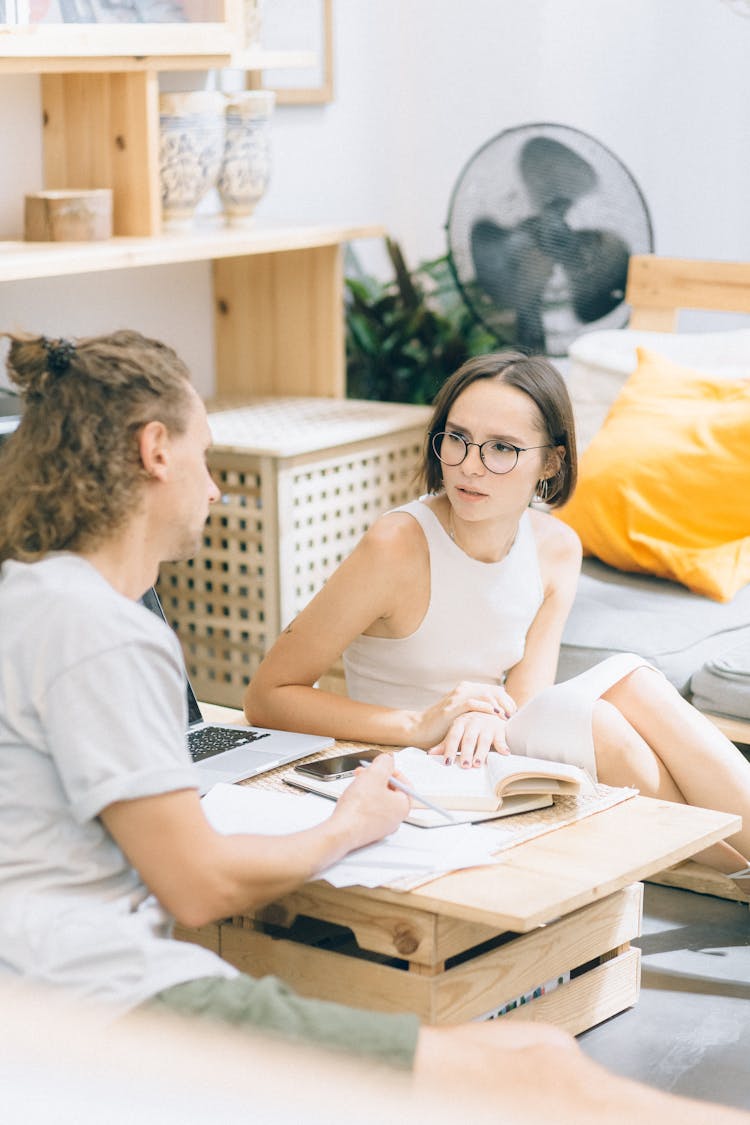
[431,431,552,475]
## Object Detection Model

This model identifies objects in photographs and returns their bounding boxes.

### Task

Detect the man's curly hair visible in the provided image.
[0,329,192,563]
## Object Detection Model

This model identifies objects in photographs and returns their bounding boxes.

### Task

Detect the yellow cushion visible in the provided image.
[556,347,750,602]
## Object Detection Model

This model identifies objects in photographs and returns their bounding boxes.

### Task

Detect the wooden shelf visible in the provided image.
[0,44,315,75]
[0,23,236,65]
[225,48,315,72]
[0,222,385,401]
[0,223,384,283]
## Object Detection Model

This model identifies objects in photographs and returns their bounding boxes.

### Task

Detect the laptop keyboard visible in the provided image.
[188,725,270,763]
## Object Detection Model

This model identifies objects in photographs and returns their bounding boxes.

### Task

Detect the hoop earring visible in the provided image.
[535,477,552,504]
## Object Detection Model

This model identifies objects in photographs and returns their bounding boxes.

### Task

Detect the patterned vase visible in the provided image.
[217,91,275,227]
[242,0,264,47]
[158,91,227,231]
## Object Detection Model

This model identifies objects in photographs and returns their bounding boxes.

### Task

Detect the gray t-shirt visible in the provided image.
[0,555,236,1017]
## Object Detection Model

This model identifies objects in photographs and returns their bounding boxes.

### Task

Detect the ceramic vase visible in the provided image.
[217,91,275,227]
[158,91,227,231]
[242,0,264,48]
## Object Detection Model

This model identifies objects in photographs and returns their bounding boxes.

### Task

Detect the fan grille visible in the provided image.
[446,123,654,356]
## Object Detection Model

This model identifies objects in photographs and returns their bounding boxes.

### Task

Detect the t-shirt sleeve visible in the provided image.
[44,633,200,824]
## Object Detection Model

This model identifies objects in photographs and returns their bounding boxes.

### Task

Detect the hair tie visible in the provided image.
[42,337,75,377]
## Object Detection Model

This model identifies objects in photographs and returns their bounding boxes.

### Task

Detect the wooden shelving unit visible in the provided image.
[0,17,382,400]
[0,224,382,283]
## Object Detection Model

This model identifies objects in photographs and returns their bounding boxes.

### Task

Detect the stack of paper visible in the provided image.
[200,784,502,889]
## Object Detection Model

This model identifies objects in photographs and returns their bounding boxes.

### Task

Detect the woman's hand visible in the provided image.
[415,681,516,748]
[331,753,410,848]
[428,712,510,768]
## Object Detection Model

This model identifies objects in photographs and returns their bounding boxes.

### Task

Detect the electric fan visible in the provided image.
[446,123,654,356]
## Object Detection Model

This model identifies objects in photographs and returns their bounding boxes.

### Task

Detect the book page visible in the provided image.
[394,748,592,809]
[484,752,592,796]
[394,747,498,807]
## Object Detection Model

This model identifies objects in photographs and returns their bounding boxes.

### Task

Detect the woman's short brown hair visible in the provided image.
[419,351,578,507]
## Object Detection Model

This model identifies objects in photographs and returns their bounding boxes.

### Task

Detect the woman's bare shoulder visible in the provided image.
[359,508,428,564]
[527,507,582,569]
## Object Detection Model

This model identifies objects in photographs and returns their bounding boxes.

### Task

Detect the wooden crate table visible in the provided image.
[181,719,740,1035]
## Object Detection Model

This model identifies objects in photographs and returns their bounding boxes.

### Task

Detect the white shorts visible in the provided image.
[505,653,654,781]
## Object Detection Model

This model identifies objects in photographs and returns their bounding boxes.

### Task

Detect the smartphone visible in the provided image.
[294,748,380,781]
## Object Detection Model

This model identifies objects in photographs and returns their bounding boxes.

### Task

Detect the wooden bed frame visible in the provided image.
[626,254,750,331]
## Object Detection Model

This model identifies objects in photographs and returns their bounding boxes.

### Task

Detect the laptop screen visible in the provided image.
[140,587,203,727]
[0,388,22,445]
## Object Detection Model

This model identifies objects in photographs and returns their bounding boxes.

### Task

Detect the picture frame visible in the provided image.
[1,0,236,52]
[254,0,334,106]
[14,0,188,22]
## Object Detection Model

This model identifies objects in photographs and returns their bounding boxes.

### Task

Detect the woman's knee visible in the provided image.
[604,664,673,710]
[591,699,642,774]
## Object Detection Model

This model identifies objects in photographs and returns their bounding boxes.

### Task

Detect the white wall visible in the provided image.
[1,0,749,394]
[385,0,750,266]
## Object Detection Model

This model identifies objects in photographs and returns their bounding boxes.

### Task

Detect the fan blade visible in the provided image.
[557,229,631,322]
[471,219,553,352]
[519,136,598,210]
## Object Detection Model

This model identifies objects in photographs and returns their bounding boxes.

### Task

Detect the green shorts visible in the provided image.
[140,974,420,1070]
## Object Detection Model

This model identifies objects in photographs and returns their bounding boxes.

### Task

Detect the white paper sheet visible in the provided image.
[200,783,502,888]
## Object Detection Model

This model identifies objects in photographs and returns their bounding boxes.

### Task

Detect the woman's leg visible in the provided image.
[594,667,750,874]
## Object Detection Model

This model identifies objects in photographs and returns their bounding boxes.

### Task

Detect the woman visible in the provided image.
[245,352,750,890]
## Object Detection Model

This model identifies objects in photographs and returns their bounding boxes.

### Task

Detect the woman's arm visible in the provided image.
[504,512,582,707]
[245,513,509,748]
[245,514,425,744]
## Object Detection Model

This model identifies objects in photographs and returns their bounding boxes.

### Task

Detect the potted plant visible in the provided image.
[345,237,500,405]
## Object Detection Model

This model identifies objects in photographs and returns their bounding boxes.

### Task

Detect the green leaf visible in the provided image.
[345,235,506,404]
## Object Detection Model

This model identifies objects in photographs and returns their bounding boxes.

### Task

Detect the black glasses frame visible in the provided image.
[431,431,552,475]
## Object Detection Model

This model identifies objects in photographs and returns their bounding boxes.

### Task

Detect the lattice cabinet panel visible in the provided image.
[158,397,431,706]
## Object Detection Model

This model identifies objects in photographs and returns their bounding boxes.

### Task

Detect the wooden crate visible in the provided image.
[170,791,741,1034]
[210,883,643,1032]
[158,397,431,706]
[173,922,222,953]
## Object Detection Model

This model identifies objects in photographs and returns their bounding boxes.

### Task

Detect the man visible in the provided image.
[0,330,746,1121]
[0,329,557,1065]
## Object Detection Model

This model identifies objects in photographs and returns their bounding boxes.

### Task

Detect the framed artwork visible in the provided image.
[1,0,234,52]
[16,0,186,20]
[12,0,227,22]
[256,0,334,105]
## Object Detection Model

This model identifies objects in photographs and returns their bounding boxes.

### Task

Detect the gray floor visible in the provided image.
[579,883,750,1112]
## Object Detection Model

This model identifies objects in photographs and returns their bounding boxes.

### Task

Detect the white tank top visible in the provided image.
[343,500,544,710]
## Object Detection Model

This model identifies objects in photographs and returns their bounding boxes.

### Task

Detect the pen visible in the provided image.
[358,760,456,823]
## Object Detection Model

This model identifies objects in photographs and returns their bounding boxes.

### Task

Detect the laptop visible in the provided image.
[141,587,334,793]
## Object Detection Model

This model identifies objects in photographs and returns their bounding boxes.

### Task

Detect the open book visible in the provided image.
[285,746,591,827]
[391,747,593,811]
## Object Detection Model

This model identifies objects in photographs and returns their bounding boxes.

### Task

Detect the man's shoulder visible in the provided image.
[0,556,174,658]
